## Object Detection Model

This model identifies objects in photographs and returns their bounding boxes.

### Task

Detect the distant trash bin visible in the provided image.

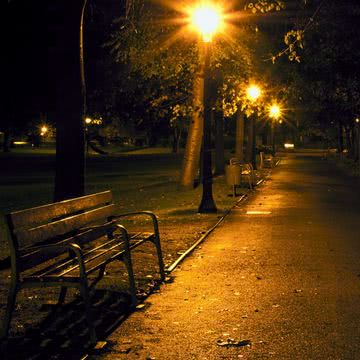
[225,164,242,187]
[226,160,254,196]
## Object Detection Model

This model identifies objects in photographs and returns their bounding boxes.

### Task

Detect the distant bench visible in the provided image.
[1,190,165,344]
[259,151,275,168]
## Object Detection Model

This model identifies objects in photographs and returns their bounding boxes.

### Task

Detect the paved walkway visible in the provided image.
[91,153,360,360]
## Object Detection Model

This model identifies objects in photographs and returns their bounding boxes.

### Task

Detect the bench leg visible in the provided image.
[79,281,97,345]
[153,235,166,282]
[248,175,253,190]
[57,286,68,305]
[122,253,137,307]
[150,218,166,281]
[89,266,106,293]
[0,281,18,340]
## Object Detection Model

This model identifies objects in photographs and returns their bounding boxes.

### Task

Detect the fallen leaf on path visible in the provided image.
[217,338,251,347]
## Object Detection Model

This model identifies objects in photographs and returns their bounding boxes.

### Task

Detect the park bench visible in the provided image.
[259,151,274,168]
[225,158,255,196]
[1,190,165,344]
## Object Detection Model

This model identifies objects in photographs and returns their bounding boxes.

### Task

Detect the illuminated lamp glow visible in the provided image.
[191,5,222,42]
[246,85,261,101]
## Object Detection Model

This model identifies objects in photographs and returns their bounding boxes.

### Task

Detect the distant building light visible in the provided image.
[13,141,28,145]
[85,117,92,124]
[284,143,295,149]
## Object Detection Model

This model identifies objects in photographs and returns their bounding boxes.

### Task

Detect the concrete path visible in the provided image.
[91,153,360,360]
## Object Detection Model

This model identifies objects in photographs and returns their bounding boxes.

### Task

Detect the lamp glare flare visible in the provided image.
[191,5,222,42]
[247,85,261,102]
[269,104,281,119]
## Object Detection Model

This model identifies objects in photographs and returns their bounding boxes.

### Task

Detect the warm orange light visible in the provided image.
[246,85,261,102]
[355,117,360,123]
[191,4,222,42]
[284,143,294,149]
[269,104,281,119]
[85,117,92,124]
[41,126,48,133]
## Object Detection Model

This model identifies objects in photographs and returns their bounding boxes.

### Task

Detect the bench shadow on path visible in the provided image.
[1,290,132,360]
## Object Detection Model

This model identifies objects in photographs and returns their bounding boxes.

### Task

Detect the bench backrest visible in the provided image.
[6,191,116,271]
[229,158,254,171]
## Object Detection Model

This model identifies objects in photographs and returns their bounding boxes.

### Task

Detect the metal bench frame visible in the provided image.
[1,190,165,344]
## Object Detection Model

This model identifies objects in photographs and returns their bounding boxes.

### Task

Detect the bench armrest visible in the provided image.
[22,243,88,276]
[111,211,160,238]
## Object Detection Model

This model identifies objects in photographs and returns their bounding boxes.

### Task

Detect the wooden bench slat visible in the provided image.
[9,191,112,229]
[14,204,116,249]
[19,222,118,272]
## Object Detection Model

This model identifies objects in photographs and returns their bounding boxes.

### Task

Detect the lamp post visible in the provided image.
[246,85,261,169]
[356,117,360,172]
[268,103,281,156]
[191,4,221,213]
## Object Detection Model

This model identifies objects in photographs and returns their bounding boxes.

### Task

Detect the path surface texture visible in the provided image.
[92,153,360,360]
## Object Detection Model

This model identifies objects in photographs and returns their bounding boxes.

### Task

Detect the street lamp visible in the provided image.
[246,84,262,169]
[268,103,282,156]
[191,3,222,213]
[40,126,48,136]
[247,85,261,102]
[355,117,360,172]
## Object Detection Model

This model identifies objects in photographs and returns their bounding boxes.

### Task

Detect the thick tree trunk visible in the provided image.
[179,55,204,189]
[214,109,225,175]
[235,110,245,162]
[53,1,86,201]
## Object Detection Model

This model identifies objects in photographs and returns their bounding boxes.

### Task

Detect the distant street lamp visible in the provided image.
[268,103,282,155]
[191,3,222,213]
[246,84,262,169]
[40,126,48,136]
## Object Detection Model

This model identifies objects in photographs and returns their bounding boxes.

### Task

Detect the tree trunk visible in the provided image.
[53,1,86,201]
[235,110,245,162]
[337,121,344,153]
[179,53,204,189]
[214,108,225,175]
[172,127,182,154]
[2,128,11,153]
[344,126,352,157]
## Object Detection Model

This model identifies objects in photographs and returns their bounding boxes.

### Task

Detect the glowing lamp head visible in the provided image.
[40,126,48,134]
[191,5,222,42]
[269,104,281,119]
[246,85,261,102]
[355,117,360,124]
[85,117,92,125]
